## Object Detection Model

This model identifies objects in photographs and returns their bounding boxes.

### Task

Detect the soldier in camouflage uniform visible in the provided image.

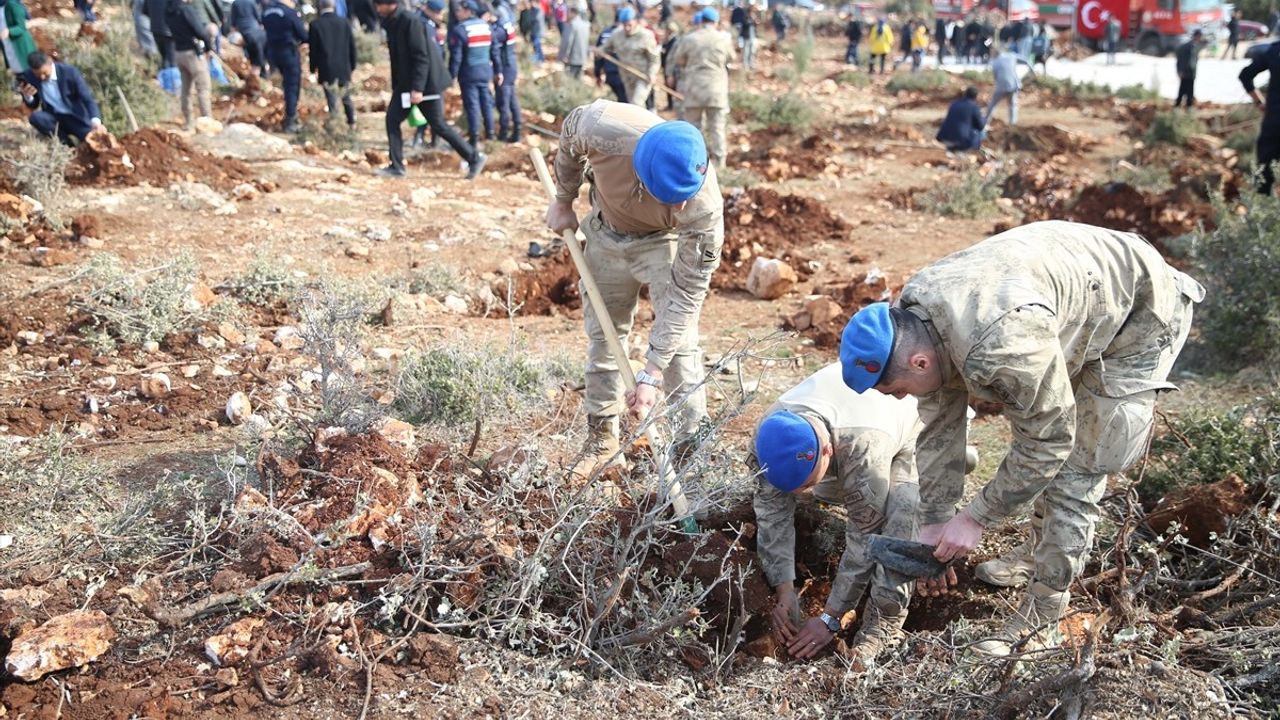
[839,221,1205,656]
[752,363,922,663]
[601,6,660,107]
[547,100,723,478]
[668,7,734,169]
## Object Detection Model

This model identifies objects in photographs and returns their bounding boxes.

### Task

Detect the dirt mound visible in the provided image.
[731,132,843,180]
[68,129,259,192]
[1144,474,1256,547]
[1017,180,1217,248]
[717,188,853,292]
[487,249,581,317]
[786,273,894,349]
[994,123,1096,155]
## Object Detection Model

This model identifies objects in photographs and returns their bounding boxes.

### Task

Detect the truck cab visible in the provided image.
[1132,0,1224,55]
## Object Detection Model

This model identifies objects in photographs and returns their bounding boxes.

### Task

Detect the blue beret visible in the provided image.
[691,9,703,23]
[701,7,719,22]
[427,0,444,9]
[633,121,709,204]
[755,411,819,492]
[840,302,894,392]
[617,6,635,21]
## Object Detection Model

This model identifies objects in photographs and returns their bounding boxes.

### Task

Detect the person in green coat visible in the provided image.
[2,0,39,73]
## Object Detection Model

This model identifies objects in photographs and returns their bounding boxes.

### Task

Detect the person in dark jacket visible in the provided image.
[309,0,357,130]
[770,6,787,43]
[935,16,946,64]
[374,0,484,178]
[491,2,522,142]
[936,86,984,151]
[1223,9,1241,59]
[1174,29,1202,110]
[845,15,862,65]
[228,0,267,77]
[594,17,627,101]
[1240,38,1280,194]
[893,18,912,69]
[145,0,176,66]
[19,51,104,144]
[449,0,501,148]
[349,0,378,31]
[262,0,306,131]
[165,0,214,129]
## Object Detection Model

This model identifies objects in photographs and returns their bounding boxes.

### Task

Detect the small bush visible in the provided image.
[79,251,234,346]
[1193,191,1280,368]
[718,166,760,188]
[1113,162,1172,192]
[353,29,384,65]
[1226,130,1256,154]
[59,27,170,133]
[789,36,815,80]
[3,134,74,220]
[401,262,467,298]
[1140,392,1280,501]
[226,251,296,306]
[295,279,391,430]
[394,346,573,426]
[885,68,951,95]
[1114,83,1160,101]
[921,168,1004,218]
[520,73,597,119]
[1034,75,1113,100]
[958,69,992,84]
[1146,111,1205,146]
[731,91,814,131]
[833,70,871,88]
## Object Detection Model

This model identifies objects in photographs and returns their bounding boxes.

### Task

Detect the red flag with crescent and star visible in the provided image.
[1076,0,1128,39]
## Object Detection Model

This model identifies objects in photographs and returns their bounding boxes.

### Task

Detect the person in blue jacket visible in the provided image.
[262,0,307,132]
[449,0,501,148]
[593,16,627,102]
[1240,37,1280,194]
[490,2,521,141]
[936,86,985,152]
[19,52,104,145]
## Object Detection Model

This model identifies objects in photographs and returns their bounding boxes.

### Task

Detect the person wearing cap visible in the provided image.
[449,0,502,148]
[752,364,923,664]
[308,0,358,133]
[375,0,486,178]
[559,1,590,78]
[838,221,1205,657]
[668,7,732,169]
[546,100,723,478]
[600,5,660,107]
[490,0,523,141]
[594,13,629,102]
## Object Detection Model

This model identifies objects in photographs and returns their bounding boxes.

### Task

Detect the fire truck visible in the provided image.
[1046,0,1224,55]
[933,0,1039,21]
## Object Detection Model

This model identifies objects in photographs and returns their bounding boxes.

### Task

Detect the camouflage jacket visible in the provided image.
[898,221,1206,526]
[601,23,661,78]
[668,27,734,108]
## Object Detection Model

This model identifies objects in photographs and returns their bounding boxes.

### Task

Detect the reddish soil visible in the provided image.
[717,188,853,292]
[992,122,1097,155]
[1144,474,1255,547]
[1016,180,1218,248]
[790,273,895,349]
[490,249,581,317]
[68,129,260,192]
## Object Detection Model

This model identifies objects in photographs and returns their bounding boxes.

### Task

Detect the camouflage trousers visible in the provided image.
[812,451,919,614]
[1033,273,1201,592]
[580,208,708,437]
[622,77,652,108]
[684,105,727,170]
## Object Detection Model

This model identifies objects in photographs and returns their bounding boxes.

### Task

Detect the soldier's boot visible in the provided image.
[970,582,1068,657]
[974,514,1041,588]
[844,601,908,665]
[570,414,622,480]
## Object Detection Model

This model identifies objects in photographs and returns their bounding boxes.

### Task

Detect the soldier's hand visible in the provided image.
[545,198,578,233]
[787,617,834,659]
[770,588,800,644]
[916,565,957,597]
[932,510,984,562]
[624,382,657,420]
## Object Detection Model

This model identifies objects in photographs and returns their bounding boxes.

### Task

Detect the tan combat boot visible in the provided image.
[974,515,1041,588]
[970,582,1068,657]
[844,601,908,665]
[570,415,622,480]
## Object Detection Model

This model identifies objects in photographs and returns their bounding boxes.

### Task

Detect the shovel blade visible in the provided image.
[865,534,948,579]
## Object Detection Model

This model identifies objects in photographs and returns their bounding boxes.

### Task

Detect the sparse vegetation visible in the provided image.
[353,29,384,66]
[78,251,235,346]
[225,251,296,306]
[1114,83,1161,101]
[1226,130,1256,154]
[1146,111,1206,146]
[731,91,814,131]
[2,134,74,221]
[885,68,951,95]
[833,69,871,88]
[1113,162,1173,192]
[520,73,598,119]
[295,279,393,430]
[777,36,815,85]
[393,345,572,426]
[58,28,171,134]
[922,168,1005,218]
[400,262,469,298]
[717,166,761,188]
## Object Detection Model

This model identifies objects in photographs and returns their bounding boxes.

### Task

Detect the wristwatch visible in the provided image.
[819,611,841,633]
[635,369,663,389]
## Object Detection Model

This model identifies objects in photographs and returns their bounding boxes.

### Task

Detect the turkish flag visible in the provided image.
[1076,0,1128,39]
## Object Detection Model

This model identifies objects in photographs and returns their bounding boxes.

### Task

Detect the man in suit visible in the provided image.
[309,0,358,131]
[19,51,105,145]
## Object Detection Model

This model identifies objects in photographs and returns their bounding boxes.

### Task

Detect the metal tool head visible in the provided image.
[865,534,949,579]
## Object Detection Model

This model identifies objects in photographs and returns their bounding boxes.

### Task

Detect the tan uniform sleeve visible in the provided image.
[915,387,971,525]
[962,305,1076,527]
[642,31,661,76]
[753,467,797,589]
[644,197,724,369]
[553,104,590,202]
[827,432,893,613]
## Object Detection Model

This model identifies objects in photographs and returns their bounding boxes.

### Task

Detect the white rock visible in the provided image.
[225,392,252,425]
[345,243,371,259]
[139,373,171,399]
[273,326,306,351]
[15,331,43,346]
[92,376,117,391]
[442,294,469,314]
[232,183,259,201]
[363,225,392,242]
[409,187,437,207]
[4,610,117,681]
[190,123,293,161]
[324,225,360,241]
[194,117,224,135]
[374,417,415,448]
[745,258,798,300]
[168,182,230,212]
[141,340,160,353]
[180,364,201,378]
[204,617,264,667]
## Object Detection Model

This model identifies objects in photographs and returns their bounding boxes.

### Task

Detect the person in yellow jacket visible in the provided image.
[867,18,892,74]
[910,20,929,72]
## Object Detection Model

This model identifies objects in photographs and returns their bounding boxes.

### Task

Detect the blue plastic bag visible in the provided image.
[157,66,180,95]
[208,56,229,86]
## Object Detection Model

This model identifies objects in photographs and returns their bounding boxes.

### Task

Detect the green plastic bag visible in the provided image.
[407,105,427,128]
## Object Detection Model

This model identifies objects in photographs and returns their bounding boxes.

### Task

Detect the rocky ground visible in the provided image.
[1,3,1278,719]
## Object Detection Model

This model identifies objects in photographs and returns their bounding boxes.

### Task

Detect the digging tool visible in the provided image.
[865,535,949,579]
[115,86,139,133]
[590,48,686,102]
[529,147,697,534]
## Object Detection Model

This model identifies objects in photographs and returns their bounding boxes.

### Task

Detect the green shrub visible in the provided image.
[1140,392,1280,501]
[1192,191,1280,368]
[353,29,384,65]
[833,70,871,88]
[958,69,992,84]
[393,347,573,426]
[2,133,74,221]
[58,28,170,133]
[1112,162,1172,192]
[1034,75,1113,99]
[520,73,597,119]
[885,68,951,95]
[921,168,1004,218]
[731,91,814,131]
[401,262,467,298]
[226,251,295,306]
[1114,83,1161,101]
[79,251,234,346]
[718,166,760,188]
[1146,111,1205,146]
[1226,131,1256,154]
